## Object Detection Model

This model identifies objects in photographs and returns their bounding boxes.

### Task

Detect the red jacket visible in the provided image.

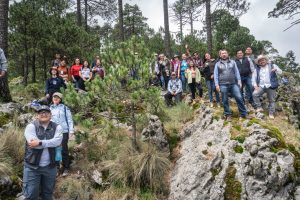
[70,65,82,77]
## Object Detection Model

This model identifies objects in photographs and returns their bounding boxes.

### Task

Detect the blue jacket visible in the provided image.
[50,104,74,134]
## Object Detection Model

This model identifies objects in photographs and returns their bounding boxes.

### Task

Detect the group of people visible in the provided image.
[155,46,282,120]
[43,54,106,104]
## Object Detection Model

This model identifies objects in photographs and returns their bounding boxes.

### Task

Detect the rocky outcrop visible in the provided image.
[0,102,22,115]
[169,106,297,200]
[141,115,170,154]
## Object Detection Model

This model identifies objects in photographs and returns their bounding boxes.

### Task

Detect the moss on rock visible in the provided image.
[224,166,242,200]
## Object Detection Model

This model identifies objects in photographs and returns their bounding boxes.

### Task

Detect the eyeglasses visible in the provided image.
[38,111,50,115]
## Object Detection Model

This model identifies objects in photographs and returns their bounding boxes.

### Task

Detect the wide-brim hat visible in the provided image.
[173,54,179,58]
[53,92,63,99]
[255,55,269,65]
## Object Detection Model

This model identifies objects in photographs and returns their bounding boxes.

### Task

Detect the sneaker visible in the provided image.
[239,115,250,120]
[62,169,70,177]
[217,103,221,108]
[255,108,263,113]
[269,114,275,119]
[210,103,214,108]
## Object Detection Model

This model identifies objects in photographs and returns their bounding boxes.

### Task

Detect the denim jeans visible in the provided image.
[253,87,276,114]
[241,76,254,104]
[160,75,165,89]
[23,165,57,200]
[206,80,220,103]
[180,75,187,92]
[220,84,247,117]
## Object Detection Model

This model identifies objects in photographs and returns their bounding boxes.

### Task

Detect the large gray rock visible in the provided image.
[169,106,296,200]
[141,115,170,154]
[17,113,35,127]
[0,102,22,115]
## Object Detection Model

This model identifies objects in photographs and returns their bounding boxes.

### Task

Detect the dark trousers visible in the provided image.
[62,132,70,170]
[164,92,182,106]
[241,76,254,104]
[188,78,203,99]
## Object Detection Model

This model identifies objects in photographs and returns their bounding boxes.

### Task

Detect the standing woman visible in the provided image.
[50,92,74,177]
[79,60,92,91]
[185,60,201,100]
[179,54,188,92]
[203,53,220,107]
[70,58,83,90]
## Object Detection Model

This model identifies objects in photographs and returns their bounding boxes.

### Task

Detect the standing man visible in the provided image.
[245,47,256,65]
[214,50,248,121]
[23,105,63,200]
[235,50,255,107]
[252,55,282,119]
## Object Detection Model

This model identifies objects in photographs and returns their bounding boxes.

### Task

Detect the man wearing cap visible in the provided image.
[214,49,248,120]
[252,55,282,119]
[23,105,63,200]
[165,72,182,106]
[50,92,74,176]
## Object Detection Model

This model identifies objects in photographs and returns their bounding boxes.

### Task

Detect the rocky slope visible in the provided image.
[169,106,298,200]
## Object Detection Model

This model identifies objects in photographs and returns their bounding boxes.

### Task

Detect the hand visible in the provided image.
[29,139,40,148]
[216,85,220,92]
[46,94,50,98]
[211,75,214,79]
[239,83,242,89]
[271,68,277,72]
[254,86,260,91]
[185,44,188,49]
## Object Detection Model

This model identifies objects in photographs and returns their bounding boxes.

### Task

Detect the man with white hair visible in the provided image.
[252,55,282,119]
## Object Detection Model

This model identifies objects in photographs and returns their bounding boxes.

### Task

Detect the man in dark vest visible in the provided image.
[235,50,255,107]
[23,105,63,200]
[252,55,282,119]
[214,49,248,121]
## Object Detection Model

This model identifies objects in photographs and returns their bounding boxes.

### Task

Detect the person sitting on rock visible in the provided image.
[252,55,282,119]
[43,67,66,104]
[164,72,183,106]
[214,49,248,121]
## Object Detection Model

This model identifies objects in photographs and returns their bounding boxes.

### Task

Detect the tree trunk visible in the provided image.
[31,51,36,83]
[84,0,88,31]
[77,0,82,27]
[43,53,47,80]
[205,0,212,54]
[189,0,194,35]
[131,102,138,150]
[0,0,12,102]
[118,0,124,41]
[179,13,183,42]
[24,21,29,86]
[163,0,172,58]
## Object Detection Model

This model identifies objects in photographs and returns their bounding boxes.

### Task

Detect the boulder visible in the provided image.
[17,113,35,127]
[0,102,22,115]
[141,115,170,154]
[169,105,297,200]
[91,169,103,185]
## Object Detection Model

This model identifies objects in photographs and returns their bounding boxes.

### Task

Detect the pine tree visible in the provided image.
[0,0,12,102]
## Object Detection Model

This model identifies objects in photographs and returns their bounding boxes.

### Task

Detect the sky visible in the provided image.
[123,0,300,62]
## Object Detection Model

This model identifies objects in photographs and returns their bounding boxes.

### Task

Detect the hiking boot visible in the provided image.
[62,169,70,177]
[210,103,214,108]
[269,114,275,119]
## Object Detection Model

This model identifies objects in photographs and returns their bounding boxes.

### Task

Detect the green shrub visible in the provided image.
[233,145,244,154]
